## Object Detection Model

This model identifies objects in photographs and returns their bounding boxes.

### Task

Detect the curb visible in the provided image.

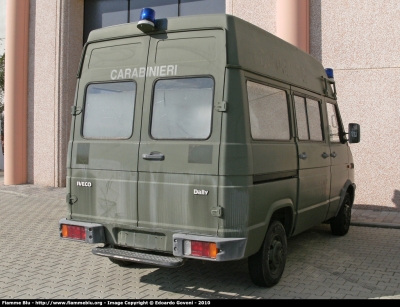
[351,221,400,230]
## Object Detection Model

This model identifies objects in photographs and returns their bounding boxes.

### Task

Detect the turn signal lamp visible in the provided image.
[137,8,156,32]
[325,68,334,79]
[61,224,86,241]
[183,240,218,259]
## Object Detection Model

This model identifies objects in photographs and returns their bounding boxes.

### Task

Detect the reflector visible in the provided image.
[61,224,68,238]
[183,240,191,255]
[209,243,217,259]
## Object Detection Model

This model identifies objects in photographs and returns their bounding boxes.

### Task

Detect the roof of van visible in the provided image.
[86,14,334,98]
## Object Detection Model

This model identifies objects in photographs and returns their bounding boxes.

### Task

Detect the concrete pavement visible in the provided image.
[0,170,400,299]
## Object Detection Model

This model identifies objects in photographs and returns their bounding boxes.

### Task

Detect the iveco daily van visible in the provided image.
[59,10,361,287]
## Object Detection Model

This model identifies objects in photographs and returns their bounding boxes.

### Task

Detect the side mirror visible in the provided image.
[348,123,360,143]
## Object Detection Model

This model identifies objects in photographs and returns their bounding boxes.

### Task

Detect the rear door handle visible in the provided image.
[322,152,329,159]
[142,152,165,161]
[331,152,337,158]
[299,152,307,160]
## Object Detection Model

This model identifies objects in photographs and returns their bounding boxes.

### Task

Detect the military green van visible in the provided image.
[59,11,360,287]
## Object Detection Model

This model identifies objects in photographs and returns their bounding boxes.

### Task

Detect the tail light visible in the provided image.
[183,240,218,259]
[61,224,86,241]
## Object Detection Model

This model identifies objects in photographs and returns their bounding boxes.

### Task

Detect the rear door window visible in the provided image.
[82,82,136,139]
[150,77,214,139]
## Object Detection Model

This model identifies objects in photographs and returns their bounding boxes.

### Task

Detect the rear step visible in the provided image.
[92,246,185,268]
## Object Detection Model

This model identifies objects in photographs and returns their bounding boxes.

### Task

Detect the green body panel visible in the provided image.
[70,36,150,228]
[136,30,225,236]
[218,69,252,176]
[348,146,355,183]
[138,173,218,234]
[325,99,350,218]
[70,169,138,225]
[216,175,297,258]
[291,88,331,235]
[65,14,354,260]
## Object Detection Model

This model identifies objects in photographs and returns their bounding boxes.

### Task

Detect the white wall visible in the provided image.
[310,0,400,208]
[28,0,83,186]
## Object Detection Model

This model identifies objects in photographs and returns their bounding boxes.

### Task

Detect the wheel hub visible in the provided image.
[344,204,351,225]
[269,239,283,268]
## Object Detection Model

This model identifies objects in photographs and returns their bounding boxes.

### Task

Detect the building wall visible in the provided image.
[226,0,277,34]
[0,0,5,170]
[0,1,5,54]
[28,0,83,186]
[310,0,400,208]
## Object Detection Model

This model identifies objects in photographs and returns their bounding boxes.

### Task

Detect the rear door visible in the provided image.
[137,30,226,235]
[70,36,150,225]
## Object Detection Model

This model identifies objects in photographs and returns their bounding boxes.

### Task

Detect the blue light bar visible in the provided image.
[325,68,334,79]
[140,8,155,25]
[137,8,156,32]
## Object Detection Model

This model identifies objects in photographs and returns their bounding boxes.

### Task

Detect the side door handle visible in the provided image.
[142,152,165,161]
[322,152,329,159]
[331,152,337,158]
[299,152,307,160]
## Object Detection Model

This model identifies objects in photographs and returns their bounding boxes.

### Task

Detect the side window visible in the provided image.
[151,77,214,139]
[294,96,309,140]
[307,98,323,141]
[247,81,290,140]
[294,95,323,141]
[327,103,341,142]
[83,82,136,139]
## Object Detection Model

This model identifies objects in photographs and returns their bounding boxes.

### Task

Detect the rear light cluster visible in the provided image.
[183,240,218,259]
[61,224,86,241]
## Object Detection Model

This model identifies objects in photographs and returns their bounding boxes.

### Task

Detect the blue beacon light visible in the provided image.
[137,8,156,32]
[325,68,334,79]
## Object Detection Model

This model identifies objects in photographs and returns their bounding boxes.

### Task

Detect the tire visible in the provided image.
[248,220,287,287]
[108,257,136,267]
[330,193,352,236]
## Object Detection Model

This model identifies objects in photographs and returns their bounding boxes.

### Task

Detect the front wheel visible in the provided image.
[330,193,352,236]
[248,220,287,287]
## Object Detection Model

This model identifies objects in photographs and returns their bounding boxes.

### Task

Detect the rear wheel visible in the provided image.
[248,220,287,287]
[330,193,352,236]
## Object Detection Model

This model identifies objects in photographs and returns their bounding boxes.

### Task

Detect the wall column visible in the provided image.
[4,0,29,185]
[276,0,309,53]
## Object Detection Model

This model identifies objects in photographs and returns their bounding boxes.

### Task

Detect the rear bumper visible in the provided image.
[59,218,247,262]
